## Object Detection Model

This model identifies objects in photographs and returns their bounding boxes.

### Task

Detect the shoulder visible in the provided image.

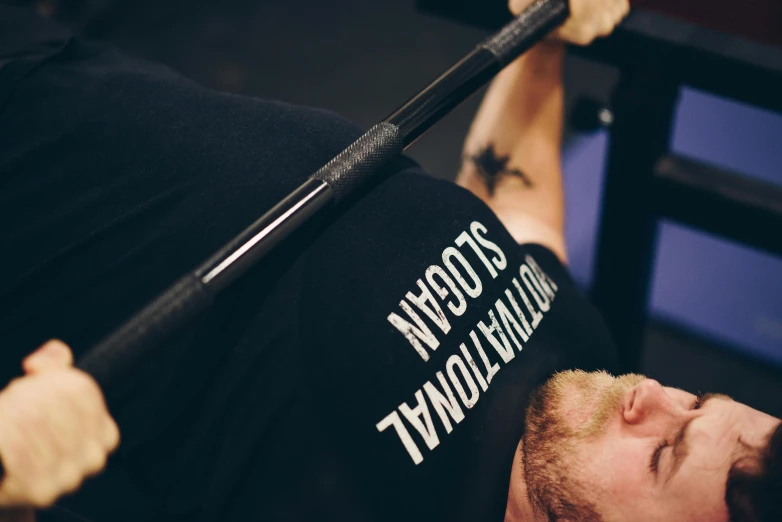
[2,32,364,156]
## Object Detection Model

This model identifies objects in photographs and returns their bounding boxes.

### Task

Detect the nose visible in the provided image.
[622,379,676,425]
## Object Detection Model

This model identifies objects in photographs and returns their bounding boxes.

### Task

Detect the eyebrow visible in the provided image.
[665,393,721,483]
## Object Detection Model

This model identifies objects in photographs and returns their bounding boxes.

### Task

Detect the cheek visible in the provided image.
[579,437,650,500]
[563,404,597,432]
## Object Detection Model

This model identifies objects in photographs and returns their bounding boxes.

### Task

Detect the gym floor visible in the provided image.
[74,0,782,417]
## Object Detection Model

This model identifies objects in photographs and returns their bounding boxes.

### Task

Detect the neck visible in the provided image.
[505,439,539,522]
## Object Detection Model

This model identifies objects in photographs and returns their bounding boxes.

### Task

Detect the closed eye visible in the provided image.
[649,440,667,474]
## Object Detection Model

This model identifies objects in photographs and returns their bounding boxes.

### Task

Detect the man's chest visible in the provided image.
[293,221,570,520]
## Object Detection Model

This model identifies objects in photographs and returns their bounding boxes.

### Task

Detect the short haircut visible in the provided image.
[725,422,782,522]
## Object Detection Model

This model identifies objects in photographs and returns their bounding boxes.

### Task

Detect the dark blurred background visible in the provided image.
[39,0,782,415]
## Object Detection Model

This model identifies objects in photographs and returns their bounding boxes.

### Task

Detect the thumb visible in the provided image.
[23,340,74,374]
[508,0,536,15]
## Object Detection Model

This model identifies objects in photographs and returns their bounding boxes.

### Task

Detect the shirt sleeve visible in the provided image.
[521,243,578,288]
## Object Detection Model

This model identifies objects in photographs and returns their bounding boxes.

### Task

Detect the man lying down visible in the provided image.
[0,0,779,521]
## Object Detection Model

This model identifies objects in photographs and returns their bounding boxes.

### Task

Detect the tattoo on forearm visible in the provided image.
[468,144,533,196]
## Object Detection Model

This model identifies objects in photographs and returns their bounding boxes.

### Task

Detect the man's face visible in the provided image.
[520,371,781,521]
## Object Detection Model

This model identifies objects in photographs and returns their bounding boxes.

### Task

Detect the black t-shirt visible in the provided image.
[0,5,71,76]
[0,12,618,522]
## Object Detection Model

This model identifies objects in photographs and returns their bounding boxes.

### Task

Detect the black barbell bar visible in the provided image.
[77,0,570,392]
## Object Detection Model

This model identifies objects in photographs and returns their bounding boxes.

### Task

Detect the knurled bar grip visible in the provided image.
[479,0,569,66]
[77,274,213,390]
[312,122,404,203]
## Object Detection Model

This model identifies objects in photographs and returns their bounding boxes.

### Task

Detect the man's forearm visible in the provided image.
[457,42,566,259]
